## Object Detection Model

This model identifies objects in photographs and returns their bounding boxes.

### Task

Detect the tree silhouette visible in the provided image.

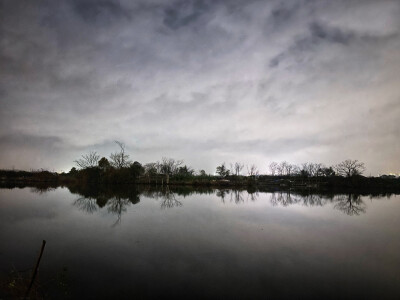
[109,141,132,169]
[74,151,100,169]
[230,162,244,176]
[98,157,111,171]
[335,159,365,177]
[216,163,230,177]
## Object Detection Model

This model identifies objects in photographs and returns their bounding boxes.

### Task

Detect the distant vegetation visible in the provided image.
[0,141,399,192]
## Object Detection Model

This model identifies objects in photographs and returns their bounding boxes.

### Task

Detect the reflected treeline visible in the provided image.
[144,188,183,209]
[138,185,215,209]
[216,189,259,203]
[68,184,216,224]
[1,182,397,218]
[267,191,394,215]
[68,184,140,226]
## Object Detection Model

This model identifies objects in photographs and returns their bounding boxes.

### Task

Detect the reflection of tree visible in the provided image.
[73,197,98,214]
[230,190,244,204]
[279,192,293,206]
[64,184,377,217]
[107,197,132,226]
[302,194,328,207]
[334,194,366,216]
[216,189,228,203]
[215,189,258,204]
[160,188,182,209]
[30,187,56,194]
[269,192,368,216]
[269,192,334,208]
[247,191,259,202]
[141,187,183,209]
[270,192,301,206]
[69,184,140,225]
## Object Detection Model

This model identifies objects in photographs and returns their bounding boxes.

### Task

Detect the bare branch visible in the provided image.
[74,151,100,169]
[109,141,132,168]
[335,159,365,177]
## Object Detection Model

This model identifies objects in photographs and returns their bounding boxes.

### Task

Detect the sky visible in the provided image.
[0,0,399,175]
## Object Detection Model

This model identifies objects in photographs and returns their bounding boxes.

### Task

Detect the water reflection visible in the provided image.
[334,194,366,216]
[1,185,399,299]
[158,189,183,209]
[268,192,367,215]
[107,197,132,226]
[68,184,140,225]
[2,183,396,219]
[67,185,396,220]
[30,186,57,194]
[216,189,259,203]
[73,197,98,214]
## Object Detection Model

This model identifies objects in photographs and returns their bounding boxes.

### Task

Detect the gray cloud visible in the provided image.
[0,0,399,174]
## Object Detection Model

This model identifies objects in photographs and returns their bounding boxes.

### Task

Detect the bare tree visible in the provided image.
[144,163,158,176]
[74,151,100,169]
[307,163,318,177]
[159,157,183,184]
[159,157,183,175]
[230,162,244,176]
[292,165,301,176]
[300,162,321,177]
[109,141,132,169]
[285,163,295,176]
[247,164,259,176]
[277,161,288,176]
[314,163,324,177]
[143,162,158,184]
[269,162,278,176]
[300,162,310,177]
[335,159,365,177]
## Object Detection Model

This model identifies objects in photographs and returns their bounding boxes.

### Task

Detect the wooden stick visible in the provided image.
[24,240,46,299]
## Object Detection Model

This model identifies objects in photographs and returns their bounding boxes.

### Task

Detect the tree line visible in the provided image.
[68,141,369,185]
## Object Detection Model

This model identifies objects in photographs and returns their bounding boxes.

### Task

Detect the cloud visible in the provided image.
[72,0,131,23]
[0,0,399,174]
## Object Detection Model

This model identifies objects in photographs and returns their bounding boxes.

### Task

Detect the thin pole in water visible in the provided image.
[24,240,46,299]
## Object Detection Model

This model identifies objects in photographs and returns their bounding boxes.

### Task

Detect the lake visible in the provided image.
[1,186,399,299]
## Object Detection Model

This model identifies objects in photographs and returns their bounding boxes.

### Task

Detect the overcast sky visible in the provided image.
[0,0,399,175]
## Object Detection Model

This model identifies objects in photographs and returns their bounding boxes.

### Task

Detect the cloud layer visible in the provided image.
[1,0,399,174]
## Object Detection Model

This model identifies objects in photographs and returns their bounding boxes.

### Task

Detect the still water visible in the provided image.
[1,186,399,299]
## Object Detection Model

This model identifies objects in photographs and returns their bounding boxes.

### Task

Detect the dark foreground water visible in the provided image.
[0,187,399,299]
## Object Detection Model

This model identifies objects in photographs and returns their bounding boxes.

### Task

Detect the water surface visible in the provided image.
[1,187,399,299]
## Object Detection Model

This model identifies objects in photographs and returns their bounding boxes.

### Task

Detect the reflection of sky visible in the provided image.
[1,188,400,298]
[1,1,400,175]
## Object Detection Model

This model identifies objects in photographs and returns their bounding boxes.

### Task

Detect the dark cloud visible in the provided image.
[72,0,131,23]
[0,0,399,174]
[270,2,300,27]
[309,22,353,45]
[0,134,63,149]
[163,0,211,30]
